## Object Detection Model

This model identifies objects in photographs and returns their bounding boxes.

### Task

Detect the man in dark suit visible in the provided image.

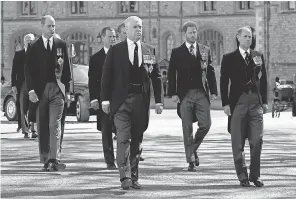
[167,21,218,172]
[25,15,71,172]
[88,27,117,170]
[101,16,163,190]
[220,26,268,187]
[11,33,37,138]
[117,23,126,42]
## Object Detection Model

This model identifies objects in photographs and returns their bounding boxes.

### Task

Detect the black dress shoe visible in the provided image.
[250,178,264,187]
[31,132,38,138]
[194,152,199,166]
[121,178,132,190]
[48,159,66,171]
[24,133,29,138]
[131,180,141,189]
[41,162,50,172]
[188,162,197,172]
[139,156,144,161]
[240,179,250,187]
[107,163,117,170]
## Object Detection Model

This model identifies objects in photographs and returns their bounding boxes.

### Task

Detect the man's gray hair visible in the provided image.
[237,26,252,36]
[41,15,55,25]
[124,16,142,28]
[24,33,35,41]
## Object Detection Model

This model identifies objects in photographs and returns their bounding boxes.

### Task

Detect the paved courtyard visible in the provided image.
[1,110,296,199]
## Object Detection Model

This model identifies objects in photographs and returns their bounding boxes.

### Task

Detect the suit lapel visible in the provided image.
[122,40,130,80]
[235,49,248,68]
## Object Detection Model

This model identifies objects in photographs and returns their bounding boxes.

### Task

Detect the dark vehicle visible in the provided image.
[1,64,94,122]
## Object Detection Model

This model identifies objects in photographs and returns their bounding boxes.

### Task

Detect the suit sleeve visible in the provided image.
[260,54,268,104]
[11,52,19,88]
[206,48,218,95]
[88,55,100,101]
[150,47,164,104]
[61,41,71,93]
[25,45,35,92]
[220,54,230,107]
[100,46,114,102]
[167,49,177,97]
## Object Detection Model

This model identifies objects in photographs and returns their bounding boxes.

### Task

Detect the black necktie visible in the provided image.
[134,42,138,67]
[245,51,251,65]
[47,39,50,51]
[189,45,195,57]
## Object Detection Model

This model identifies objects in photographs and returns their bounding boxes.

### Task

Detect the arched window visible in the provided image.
[64,31,94,65]
[197,29,223,65]
[166,34,174,61]
[13,32,39,51]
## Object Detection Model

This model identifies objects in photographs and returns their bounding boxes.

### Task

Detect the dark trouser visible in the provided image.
[16,92,21,129]
[98,109,115,164]
[60,102,67,154]
[180,89,211,163]
[231,91,263,181]
[19,82,29,133]
[37,82,64,163]
[114,93,147,182]
[28,102,37,123]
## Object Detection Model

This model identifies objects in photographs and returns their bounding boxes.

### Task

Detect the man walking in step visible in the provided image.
[220,26,267,187]
[88,27,117,170]
[167,21,218,172]
[101,16,163,189]
[11,33,37,138]
[25,15,71,172]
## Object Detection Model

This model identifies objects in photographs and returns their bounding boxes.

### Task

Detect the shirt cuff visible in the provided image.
[91,99,98,103]
[156,103,163,106]
[28,90,34,94]
[102,101,110,105]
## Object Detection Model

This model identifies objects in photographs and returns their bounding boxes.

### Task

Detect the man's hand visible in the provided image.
[155,104,163,114]
[12,86,18,95]
[210,94,217,103]
[66,93,73,108]
[102,102,110,114]
[223,105,231,116]
[90,100,100,110]
[172,95,180,103]
[262,104,268,114]
[29,90,39,103]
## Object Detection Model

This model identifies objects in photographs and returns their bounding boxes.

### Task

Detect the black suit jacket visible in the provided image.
[88,48,106,131]
[100,40,163,132]
[220,49,267,132]
[25,37,71,99]
[11,49,27,91]
[167,42,218,120]
[88,48,106,102]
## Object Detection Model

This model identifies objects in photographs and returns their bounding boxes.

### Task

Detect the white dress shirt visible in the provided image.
[185,41,197,56]
[127,38,142,67]
[239,46,250,60]
[42,35,53,51]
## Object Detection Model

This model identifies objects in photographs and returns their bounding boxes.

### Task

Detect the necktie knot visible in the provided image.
[189,45,195,56]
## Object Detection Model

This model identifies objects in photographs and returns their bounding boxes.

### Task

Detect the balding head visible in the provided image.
[125,16,142,42]
[41,15,55,39]
[236,26,252,51]
[23,33,35,48]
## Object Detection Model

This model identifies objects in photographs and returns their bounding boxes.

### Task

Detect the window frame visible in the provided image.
[20,1,38,17]
[118,1,139,14]
[69,1,88,16]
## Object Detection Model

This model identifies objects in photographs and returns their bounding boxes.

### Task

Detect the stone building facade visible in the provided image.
[1,1,296,98]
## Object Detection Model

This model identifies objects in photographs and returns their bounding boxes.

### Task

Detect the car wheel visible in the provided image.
[5,96,18,121]
[76,95,90,122]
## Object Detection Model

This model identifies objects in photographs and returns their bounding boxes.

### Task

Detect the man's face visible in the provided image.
[103,30,116,48]
[237,29,252,50]
[24,36,35,48]
[126,18,142,42]
[184,26,197,44]
[118,26,126,41]
[42,17,55,38]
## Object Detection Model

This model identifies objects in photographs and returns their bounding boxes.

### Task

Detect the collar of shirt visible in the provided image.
[185,41,197,55]
[239,46,250,59]
[103,47,109,54]
[42,35,53,50]
[127,38,142,67]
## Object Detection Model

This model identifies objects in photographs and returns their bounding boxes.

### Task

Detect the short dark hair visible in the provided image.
[101,27,115,37]
[182,21,198,33]
[117,23,125,33]
[41,15,54,25]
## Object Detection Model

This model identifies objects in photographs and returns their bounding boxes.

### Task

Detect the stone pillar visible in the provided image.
[254,1,265,53]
